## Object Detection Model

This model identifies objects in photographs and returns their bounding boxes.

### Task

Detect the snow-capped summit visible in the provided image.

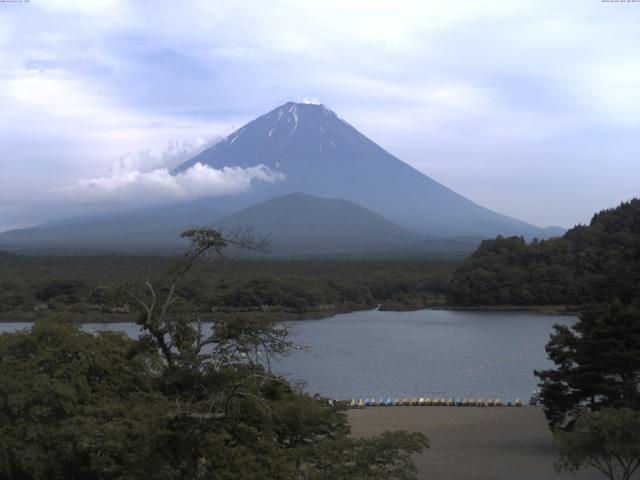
[173,101,365,175]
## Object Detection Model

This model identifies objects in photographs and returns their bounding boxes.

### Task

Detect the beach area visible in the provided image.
[349,407,605,480]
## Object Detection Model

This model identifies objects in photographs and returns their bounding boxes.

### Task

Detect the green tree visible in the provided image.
[1,228,429,479]
[447,198,640,307]
[0,317,169,480]
[555,408,640,480]
[303,430,428,480]
[535,299,640,428]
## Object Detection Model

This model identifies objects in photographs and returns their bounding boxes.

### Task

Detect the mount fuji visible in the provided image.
[0,102,563,255]
[174,101,557,238]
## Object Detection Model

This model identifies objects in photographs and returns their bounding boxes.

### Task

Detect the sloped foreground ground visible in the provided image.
[349,407,607,480]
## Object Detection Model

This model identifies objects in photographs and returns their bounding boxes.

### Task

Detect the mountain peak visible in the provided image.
[171,102,554,239]
[282,100,329,108]
[173,100,361,175]
[263,101,336,123]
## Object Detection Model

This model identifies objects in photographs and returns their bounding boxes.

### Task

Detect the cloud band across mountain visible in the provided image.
[59,163,285,206]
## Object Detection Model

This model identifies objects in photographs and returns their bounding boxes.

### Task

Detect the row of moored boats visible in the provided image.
[349,397,524,408]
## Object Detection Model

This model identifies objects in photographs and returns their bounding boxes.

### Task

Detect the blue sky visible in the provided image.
[1,0,639,231]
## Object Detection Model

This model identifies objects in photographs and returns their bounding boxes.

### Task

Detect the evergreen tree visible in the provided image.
[535,298,640,428]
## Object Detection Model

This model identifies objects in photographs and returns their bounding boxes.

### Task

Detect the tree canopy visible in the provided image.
[0,228,428,480]
[554,408,640,480]
[535,299,640,428]
[448,199,640,306]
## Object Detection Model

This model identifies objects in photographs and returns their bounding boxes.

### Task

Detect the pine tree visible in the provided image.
[535,298,640,428]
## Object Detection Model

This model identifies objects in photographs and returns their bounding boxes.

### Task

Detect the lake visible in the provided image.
[0,309,575,401]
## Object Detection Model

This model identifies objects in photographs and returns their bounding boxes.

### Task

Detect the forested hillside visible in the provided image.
[447,199,640,306]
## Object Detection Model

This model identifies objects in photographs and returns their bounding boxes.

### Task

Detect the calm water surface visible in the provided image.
[0,309,576,400]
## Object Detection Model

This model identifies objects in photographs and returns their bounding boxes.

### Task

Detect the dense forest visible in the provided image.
[447,199,640,306]
[0,254,455,321]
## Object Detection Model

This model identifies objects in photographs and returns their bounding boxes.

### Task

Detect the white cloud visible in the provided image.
[299,97,321,105]
[108,137,219,174]
[59,163,285,206]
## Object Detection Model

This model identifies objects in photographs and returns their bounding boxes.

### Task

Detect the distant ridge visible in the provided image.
[0,201,227,253]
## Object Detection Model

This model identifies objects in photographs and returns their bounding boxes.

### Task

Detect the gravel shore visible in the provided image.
[349,407,606,480]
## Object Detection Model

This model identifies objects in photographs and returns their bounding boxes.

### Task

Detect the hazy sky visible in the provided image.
[1,0,639,232]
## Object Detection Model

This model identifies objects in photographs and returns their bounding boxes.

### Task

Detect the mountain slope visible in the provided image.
[175,101,555,238]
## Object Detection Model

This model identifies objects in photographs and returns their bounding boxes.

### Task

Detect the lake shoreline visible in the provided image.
[0,303,580,323]
[431,304,580,316]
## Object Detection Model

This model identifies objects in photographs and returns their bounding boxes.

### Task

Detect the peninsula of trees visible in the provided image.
[447,199,640,307]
